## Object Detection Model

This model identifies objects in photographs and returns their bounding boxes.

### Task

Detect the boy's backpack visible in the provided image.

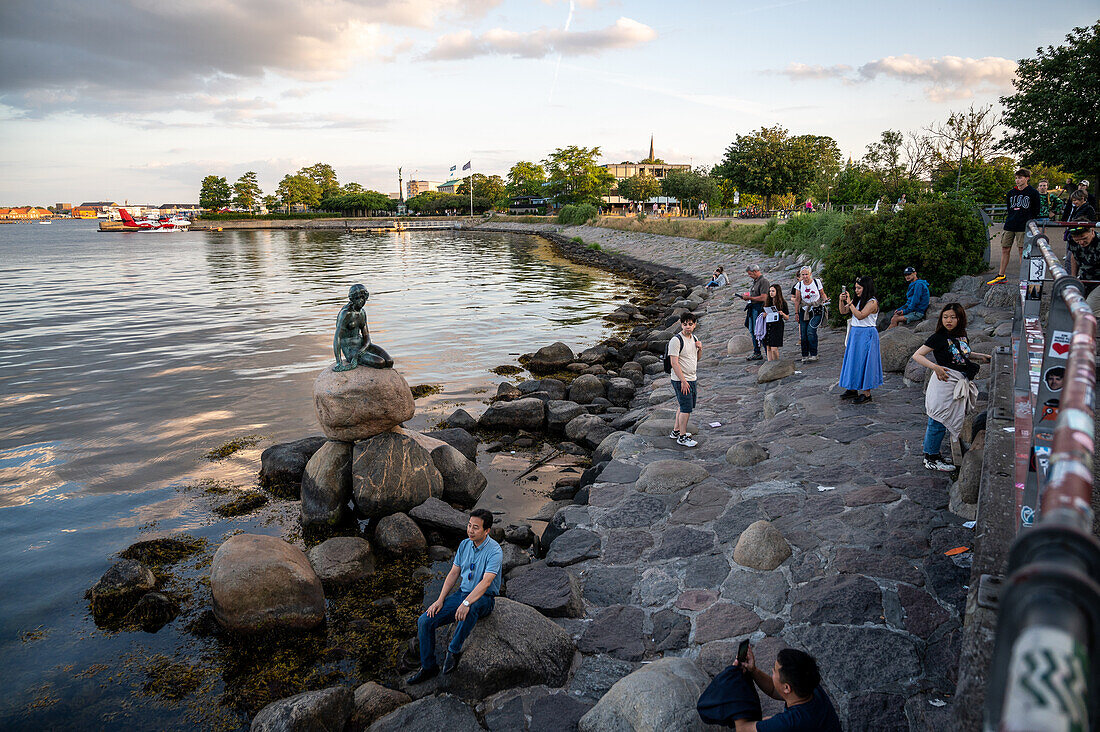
[662,334,685,374]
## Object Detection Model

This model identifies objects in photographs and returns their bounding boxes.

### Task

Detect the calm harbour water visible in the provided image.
[0,219,635,728]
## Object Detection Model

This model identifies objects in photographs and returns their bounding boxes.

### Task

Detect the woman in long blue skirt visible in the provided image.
[838,276,884,404]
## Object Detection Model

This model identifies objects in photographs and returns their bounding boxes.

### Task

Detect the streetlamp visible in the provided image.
[955,136,967,194]
[826,185,831,210]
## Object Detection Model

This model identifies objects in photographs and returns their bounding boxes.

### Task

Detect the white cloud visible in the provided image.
[775,55,1017,101]
[858,54,1018,101]
[425,17,656,60]
[0,0,498,115]
[779,62,853,80]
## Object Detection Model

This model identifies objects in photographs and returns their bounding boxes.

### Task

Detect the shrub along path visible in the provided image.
[477,221,1012,730]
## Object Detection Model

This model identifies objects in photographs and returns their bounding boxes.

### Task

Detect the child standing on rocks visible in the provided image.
[763,284,789,362]
[668,312,702,447]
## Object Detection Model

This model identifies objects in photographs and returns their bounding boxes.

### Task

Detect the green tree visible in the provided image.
[714,126,838,208]
[261,194,279,211]
[506,161,547,198]
[931,156,1017,204]
[617,175,661,208]
[343,182,365,194]
[829,162,883,206]
[298,163,341,198]
[232,171,262,211]
[199,175,232,210]
[457,174,506,204]
[543,146,615,206]
[661,169,721,210]
[1001,22,1100,176]
[276,174,321,208]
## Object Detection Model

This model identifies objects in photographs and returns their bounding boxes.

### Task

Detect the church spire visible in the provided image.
[649,135,654,161]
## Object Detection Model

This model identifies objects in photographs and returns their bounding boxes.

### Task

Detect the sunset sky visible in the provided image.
[1,0,1094,204]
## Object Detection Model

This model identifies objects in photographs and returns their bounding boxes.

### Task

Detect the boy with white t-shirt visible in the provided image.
[668,312,702,447]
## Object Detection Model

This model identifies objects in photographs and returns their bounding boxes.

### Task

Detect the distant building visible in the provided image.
[0,206,50,220]
[437,179,463,195]
[599,138,691,213]
[508,196,549,215]
[74,201,117,218]
[158,203,203,216]
[55,203,73,214]
[407,180,439,198]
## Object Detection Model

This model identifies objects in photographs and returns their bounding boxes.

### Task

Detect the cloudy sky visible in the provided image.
[0,0,1093,204]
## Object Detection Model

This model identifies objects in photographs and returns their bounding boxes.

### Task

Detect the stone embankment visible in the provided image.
[156,219,1014,730]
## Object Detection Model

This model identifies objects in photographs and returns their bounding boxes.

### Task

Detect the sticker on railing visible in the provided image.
[1001,626,1088,731]
[1029,258,1046,282]
[1048,331,1071,359]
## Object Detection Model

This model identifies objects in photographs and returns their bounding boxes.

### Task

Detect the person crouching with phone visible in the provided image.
[728,644,842,731]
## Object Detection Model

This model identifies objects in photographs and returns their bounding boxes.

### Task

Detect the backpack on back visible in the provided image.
[662,334,685,374]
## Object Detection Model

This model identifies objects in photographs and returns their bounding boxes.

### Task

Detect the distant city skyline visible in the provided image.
[1,0,1094,203]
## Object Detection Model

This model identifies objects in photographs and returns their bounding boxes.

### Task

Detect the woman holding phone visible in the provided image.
[837,276,883,404]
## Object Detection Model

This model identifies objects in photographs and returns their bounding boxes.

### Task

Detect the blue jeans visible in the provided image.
[798,310,822,357]
[744,304,764,354]
[417,592,495,670]
[923,418,947,456]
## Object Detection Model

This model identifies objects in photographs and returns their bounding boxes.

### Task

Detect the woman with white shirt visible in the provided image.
[837,276,884,404]
[791,266,826,362]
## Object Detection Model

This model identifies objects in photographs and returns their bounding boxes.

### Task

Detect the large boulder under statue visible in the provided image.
[352,432,444,518]
[211,533,325,633]
[313,365,415,442]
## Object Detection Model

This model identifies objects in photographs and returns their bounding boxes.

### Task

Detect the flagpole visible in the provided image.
[470,165,473,218]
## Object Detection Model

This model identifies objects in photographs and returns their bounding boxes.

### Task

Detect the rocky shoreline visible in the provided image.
[83,221,1015,730]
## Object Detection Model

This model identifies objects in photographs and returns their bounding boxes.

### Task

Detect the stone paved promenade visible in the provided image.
[477,221,1011,730]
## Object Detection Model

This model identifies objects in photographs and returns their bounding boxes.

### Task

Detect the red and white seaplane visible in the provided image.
[117,208,191,232]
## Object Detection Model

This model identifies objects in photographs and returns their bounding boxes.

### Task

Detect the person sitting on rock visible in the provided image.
[887,266,929,329]
[706,266,729,291]
[407,509,502,684]
[333,284,393,371]
[731,645,842,731]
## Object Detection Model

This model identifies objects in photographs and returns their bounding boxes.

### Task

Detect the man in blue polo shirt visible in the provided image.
[887,266,930,329]
[407,508,503,683]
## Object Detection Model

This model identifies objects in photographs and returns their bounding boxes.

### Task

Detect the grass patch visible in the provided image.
[203,435,262,461]
[140,655,209,701]
[120,535,208,567]
[213,491,269,518]
[410,384,443,399]
[759,210,849,260]
[592,216,770,249]
[586,242,601,250]
[20,626,48,643]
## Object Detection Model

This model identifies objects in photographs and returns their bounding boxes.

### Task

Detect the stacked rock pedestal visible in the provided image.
[302,364,487,530]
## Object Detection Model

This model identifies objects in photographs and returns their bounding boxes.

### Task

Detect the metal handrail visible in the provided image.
[985,220,1100,730]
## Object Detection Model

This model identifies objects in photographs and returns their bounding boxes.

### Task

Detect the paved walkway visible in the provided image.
[486,221,1013,729]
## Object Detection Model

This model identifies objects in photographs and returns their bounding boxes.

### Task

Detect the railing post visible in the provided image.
[986,221,1100,731]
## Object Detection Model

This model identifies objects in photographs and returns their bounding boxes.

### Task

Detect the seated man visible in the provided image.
[888,266,930,329]
[407,509,502,684]
[732,645,842,731]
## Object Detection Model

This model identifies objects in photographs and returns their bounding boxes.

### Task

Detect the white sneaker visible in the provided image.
[805,356,818,362]
[923,456,954,472]
[669,429,680,439]
[676,434,698,447]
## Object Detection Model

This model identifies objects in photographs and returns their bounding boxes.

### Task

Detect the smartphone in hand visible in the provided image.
[736,639,750,665]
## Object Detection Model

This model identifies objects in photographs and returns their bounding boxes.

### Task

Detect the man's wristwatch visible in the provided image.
[462,600,470,607]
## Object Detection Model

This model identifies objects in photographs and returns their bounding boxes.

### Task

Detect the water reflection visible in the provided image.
[0,223,631,509]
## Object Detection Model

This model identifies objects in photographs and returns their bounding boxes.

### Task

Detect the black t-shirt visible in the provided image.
[756,687,842,732]
[924,330,979,379]
[1005,185,1041,232]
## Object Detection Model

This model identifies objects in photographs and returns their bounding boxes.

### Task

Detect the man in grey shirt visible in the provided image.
[738,264,770,361]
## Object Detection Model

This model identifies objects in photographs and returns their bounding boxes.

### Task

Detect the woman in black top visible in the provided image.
[763,284,790,362]
[910,304,991,472]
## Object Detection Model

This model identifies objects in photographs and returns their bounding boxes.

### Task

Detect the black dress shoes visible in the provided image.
[840,389,858,400]
[442,651,462,675]
[406,666,439,685]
